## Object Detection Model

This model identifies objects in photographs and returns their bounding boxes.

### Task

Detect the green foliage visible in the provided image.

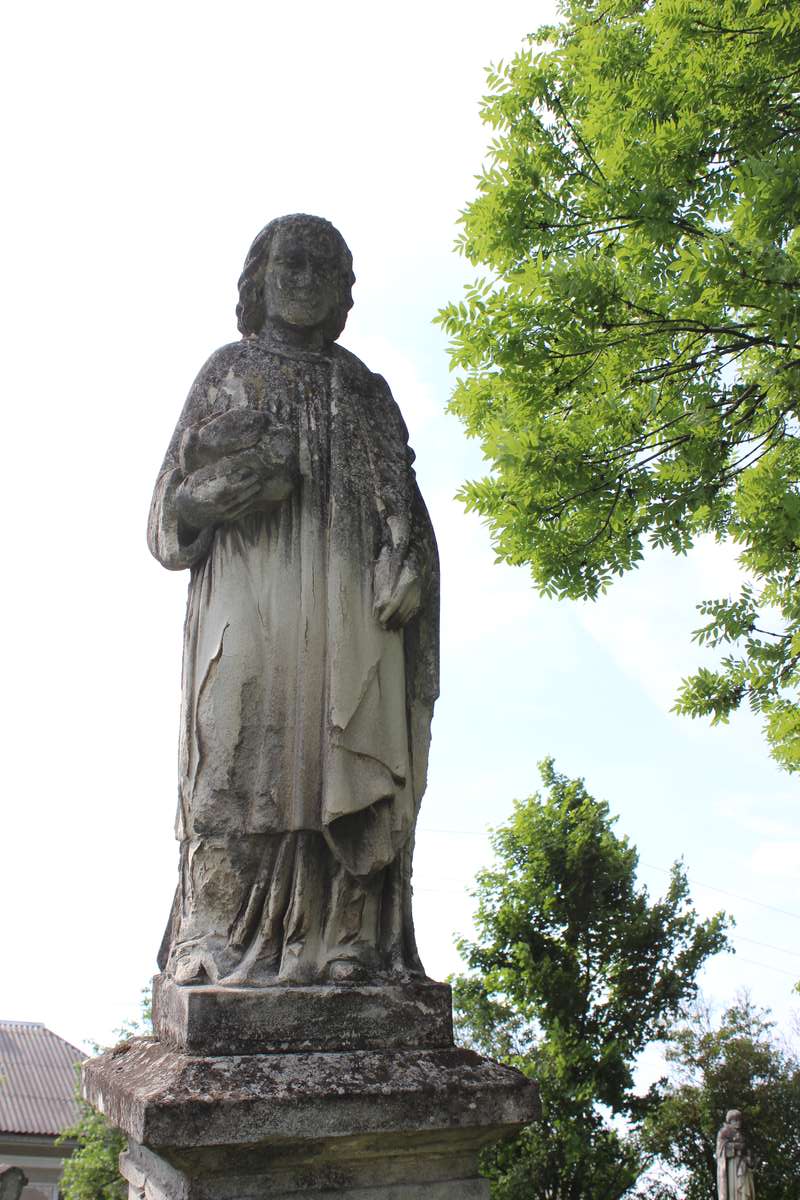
[484,1110,641,1200]
[437,0,800,770]
[453,760,729,1200]
[57,989,152,1200]
[639,995,800,1200]
[57,1104,127,1200]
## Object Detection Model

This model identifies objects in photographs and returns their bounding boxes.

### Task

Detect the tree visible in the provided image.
[453,759,729,1199]
[57,990,152,1200]
[639,995,800,1199]
[57,1105,127,1200]
[437,0,800,771]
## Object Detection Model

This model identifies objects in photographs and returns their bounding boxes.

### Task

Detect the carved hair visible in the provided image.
[236,214,355,341]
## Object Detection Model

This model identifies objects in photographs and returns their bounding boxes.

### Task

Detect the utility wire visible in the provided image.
[731,956,799,980]
[641,861,800,922]
[417,827,800,923]
[414,880,800,961]
[413,885,799,979]
[734,934,800,960]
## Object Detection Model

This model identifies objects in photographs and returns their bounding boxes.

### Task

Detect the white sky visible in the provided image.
[1,1,798,1060]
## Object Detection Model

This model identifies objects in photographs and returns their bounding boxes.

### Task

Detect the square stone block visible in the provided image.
[152,975,454,1056]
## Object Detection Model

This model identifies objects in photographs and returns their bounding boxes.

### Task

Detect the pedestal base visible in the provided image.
[84,1037,538,1199]
[153,974,454,1055]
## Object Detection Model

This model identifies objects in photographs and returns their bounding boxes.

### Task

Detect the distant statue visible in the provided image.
[717,1109,756,1200]
[149,215,439,987]
[0,1166,28,1200]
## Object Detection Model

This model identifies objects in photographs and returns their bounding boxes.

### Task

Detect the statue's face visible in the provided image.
[263,224,341,331]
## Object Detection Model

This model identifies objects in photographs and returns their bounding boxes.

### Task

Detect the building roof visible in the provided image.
[0,1022,84,1137]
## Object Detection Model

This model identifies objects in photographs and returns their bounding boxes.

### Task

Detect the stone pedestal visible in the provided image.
[152,975,455,1055]
[83,978,538,1199]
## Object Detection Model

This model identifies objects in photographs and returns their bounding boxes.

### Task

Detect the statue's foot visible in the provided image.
[172,951,209,985]
[323,940,380,984]
[325,957,369,984]
[169,937,239,986]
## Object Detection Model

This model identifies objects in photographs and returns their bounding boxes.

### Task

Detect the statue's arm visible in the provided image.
[147,409,214,571]
[147,351,224,571]
[377,375,437,574]
[369,372,438,628]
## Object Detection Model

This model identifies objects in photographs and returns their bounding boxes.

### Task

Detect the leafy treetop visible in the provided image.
[453,760,728,1199]
[438,0,800,770]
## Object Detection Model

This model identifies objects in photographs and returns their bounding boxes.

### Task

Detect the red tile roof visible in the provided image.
[0,1022,83,1137]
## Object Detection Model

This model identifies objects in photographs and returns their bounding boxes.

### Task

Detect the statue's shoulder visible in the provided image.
[332,344,393,399]
[331,344,375,385]
[332,345,410,450]
[183,339,271,417]
[189,339,253,387]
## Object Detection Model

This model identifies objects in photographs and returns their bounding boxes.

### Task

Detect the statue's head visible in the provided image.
[726,1110,743,1129]
[236,214,355,342]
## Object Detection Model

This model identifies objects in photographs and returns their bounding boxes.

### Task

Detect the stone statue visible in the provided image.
[717,1109,756,1200]
[0,1166,28,1200]
[85,212,537,1200]
[148,214,439,989]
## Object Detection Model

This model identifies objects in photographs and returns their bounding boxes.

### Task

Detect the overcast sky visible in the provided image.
[2,1,798,1058]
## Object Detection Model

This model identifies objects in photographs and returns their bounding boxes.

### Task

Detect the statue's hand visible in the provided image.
[373,548,422,630]
[175,459,263,529]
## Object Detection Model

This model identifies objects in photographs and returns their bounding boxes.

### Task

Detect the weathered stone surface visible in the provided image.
[121,1140,491,1199]
[83,1038,538,1151]
[0,1166,28,1200]
[87,1039,537,1199]
[153,975,454,1055]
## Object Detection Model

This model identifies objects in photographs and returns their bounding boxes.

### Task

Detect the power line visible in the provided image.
[417,830,800,923]
[641,861,800,922]
[413,883,800,963]
[734,934,800,960]
[730,956,799,980]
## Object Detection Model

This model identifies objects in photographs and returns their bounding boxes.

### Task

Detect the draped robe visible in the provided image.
[717,1128,757,1200]
[148,337,439,985]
